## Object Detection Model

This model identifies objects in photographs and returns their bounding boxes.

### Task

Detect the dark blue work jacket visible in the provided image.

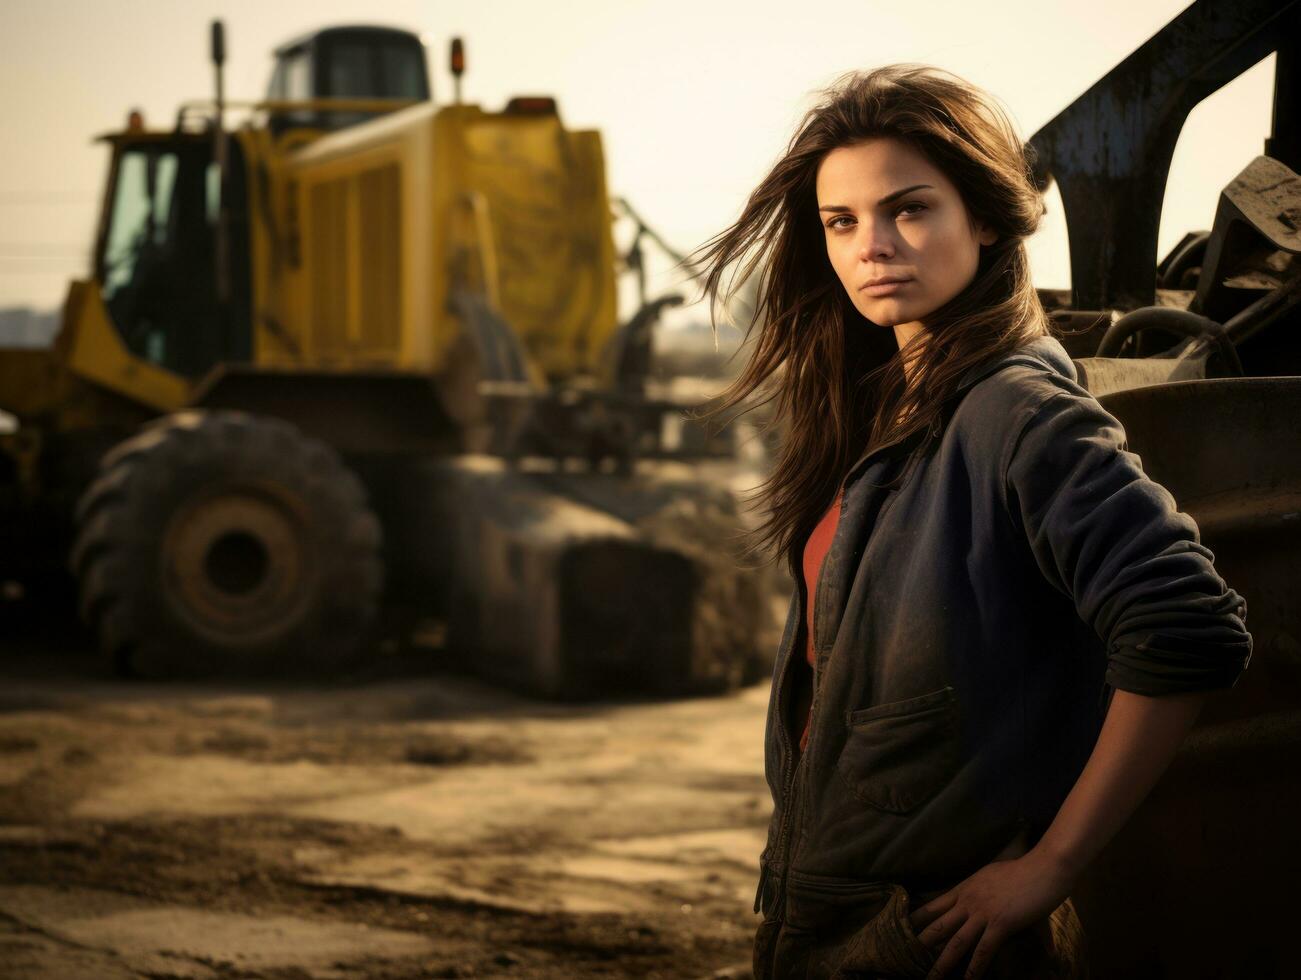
[754,333,1252,920]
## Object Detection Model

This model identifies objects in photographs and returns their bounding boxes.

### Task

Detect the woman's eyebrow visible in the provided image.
[817,184,935,212]
[878,183,933,204]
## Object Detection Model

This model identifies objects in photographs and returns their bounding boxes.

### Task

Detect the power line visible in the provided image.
[0,244,88,257]
[0,191,98,204]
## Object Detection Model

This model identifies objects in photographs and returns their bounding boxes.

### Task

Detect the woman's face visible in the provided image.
[815,137,996,350]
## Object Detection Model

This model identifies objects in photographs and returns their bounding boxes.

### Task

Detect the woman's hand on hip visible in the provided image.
[908,848,1074,979]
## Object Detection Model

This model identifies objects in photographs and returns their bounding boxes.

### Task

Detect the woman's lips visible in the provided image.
[862,278,913,297]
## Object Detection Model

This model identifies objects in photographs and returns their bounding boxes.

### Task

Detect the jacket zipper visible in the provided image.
[754,469,861,918]
[759,445,924,918]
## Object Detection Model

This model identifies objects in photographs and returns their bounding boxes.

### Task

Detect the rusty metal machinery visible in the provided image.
[1028,1,1300,974]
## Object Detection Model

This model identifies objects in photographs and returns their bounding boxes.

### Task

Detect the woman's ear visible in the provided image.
[977,222,998,247]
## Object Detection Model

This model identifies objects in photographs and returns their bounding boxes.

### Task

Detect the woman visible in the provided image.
[691,66,1252,979]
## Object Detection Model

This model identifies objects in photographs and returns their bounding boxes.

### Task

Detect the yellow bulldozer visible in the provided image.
[0,22,766,694]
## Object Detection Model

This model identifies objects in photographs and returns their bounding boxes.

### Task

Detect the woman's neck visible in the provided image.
[893,320,926,386]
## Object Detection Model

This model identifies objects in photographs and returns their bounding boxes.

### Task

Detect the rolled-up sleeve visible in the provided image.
[1003,389,1252,696]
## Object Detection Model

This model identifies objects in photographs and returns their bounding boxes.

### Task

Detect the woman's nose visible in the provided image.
[859,225,895,261]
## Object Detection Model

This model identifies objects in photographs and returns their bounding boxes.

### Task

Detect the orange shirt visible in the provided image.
[798,490,842,752]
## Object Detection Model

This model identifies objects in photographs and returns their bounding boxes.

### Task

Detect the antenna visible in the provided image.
[211,21,230,317]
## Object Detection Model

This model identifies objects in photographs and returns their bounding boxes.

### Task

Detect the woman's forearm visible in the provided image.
[1029,688,1209,880]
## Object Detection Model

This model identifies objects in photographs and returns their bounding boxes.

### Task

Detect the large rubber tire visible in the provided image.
[70,410,383,678]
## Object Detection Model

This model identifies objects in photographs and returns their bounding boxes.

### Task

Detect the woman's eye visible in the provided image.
[827,215,854,230]
[896,202,927,218]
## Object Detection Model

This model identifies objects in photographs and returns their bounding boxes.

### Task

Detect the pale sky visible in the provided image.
[0,0,1278,314]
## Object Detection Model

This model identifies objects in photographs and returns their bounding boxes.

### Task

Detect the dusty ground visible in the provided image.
[0,614,775,980]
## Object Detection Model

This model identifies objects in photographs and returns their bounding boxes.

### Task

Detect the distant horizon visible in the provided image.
[0,0,1278,316]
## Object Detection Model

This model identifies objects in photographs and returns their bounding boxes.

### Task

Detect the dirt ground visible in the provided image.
[0,613,776,980]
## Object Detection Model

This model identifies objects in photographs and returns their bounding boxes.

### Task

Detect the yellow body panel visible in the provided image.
[451,107,618,380]
[60,281,191,412]
[261,103,619,381]
[0,281,189,426]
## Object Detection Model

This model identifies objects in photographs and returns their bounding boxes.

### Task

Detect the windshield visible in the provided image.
[313,36,427,130]
[102,149,186,307]
[97,139,249,376]
[322,38,426,99]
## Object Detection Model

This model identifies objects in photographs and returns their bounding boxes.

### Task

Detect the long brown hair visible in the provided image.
[691,65,1051,569]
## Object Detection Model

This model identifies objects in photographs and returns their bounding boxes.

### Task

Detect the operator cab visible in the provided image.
[265,25,430,133]
[95,131,251,378]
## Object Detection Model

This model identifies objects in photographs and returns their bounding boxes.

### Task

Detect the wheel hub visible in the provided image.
[164,489,307,641]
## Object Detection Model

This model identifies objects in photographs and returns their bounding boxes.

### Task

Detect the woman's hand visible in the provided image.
[908,848,1075,979]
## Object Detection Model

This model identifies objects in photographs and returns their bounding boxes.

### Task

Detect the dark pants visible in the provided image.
[753,881,1087,979]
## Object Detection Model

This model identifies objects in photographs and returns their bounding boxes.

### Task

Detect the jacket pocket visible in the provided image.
[835,686,960,814]
[832,883,937,978]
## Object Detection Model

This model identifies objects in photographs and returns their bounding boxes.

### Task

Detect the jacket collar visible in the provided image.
[840,334,1077,490]
[953,333,1077,394]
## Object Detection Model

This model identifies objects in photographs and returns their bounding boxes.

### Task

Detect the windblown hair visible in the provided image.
[691,65,1051,569]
